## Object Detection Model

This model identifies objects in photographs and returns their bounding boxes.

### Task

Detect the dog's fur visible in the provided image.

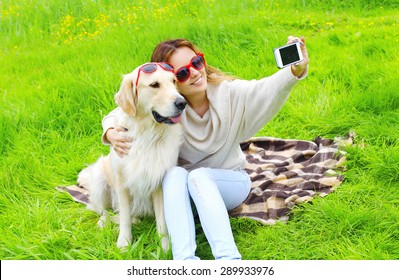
[77,64,186,251]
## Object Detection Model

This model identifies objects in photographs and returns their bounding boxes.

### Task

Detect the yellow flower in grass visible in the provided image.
[1,4,21,17]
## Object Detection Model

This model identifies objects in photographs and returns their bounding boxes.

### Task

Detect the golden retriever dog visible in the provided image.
[77,63,186,251]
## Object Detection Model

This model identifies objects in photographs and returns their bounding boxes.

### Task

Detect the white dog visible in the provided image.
[77,63,186,251]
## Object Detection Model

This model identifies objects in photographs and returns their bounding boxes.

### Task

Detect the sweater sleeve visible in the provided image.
[231,67,304,141]
[101,107,121,145]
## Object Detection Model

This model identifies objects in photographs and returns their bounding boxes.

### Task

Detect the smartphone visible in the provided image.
[273,42,303,69]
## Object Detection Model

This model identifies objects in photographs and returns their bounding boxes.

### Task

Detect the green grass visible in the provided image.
[1,0,398,260]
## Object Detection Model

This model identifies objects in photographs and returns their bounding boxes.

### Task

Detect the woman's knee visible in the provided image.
[163,166,188,192]
[166,166,188,178]
[187,167,211,181]
[187,168,218,198]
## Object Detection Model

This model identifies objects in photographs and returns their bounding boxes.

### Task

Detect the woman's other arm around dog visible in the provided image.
[102,108,132,158]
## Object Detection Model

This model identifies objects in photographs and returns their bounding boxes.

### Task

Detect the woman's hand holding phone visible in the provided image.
[288,36,309,78]
[273,36,309,78]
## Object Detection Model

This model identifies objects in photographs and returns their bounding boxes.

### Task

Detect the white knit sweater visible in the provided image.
[102,66,306,171]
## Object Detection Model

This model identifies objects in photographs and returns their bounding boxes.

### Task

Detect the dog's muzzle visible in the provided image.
[152,98,187,125]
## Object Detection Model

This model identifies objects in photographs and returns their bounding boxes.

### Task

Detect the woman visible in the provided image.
[102,37,309,260]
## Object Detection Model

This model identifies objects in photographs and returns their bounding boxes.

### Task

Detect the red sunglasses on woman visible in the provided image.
[175,53,206,83]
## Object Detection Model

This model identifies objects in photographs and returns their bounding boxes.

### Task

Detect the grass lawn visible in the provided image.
[1,0,398,260]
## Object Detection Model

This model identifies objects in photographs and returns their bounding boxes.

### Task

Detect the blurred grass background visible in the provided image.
[1,0,398,259]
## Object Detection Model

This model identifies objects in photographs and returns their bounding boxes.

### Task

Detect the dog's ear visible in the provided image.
[114,73,138,117]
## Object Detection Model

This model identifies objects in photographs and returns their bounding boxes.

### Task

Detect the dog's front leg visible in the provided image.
[117,187,132,248]
[152,187,169,252]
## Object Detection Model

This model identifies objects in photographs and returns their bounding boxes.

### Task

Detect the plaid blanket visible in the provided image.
[228,136,346,224]
[57,136,348,225]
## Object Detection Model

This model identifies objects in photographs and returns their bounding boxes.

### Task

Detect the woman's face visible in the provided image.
[169,47,207,98]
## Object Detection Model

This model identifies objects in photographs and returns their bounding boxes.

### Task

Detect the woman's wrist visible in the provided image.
[291,64,307,78]
[104,127,115,143]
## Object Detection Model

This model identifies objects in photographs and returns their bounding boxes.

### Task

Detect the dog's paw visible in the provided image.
[117,234,132,248]
[131,217,141,224]
[97,215,107,228]
[161,236,170,252]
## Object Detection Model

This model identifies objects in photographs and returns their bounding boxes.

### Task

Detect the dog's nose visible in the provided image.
[175,98,187,110]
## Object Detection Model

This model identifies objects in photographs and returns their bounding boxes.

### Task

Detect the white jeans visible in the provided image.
[162,166,251,260]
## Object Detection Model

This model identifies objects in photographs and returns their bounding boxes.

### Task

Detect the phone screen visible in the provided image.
[279,44,301,65]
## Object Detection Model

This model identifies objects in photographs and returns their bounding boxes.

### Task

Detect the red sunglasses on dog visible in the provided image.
[135,63,174,95]
[175,53,206,83]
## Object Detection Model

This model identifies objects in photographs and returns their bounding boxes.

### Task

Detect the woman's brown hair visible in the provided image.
[150,38,235,84]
